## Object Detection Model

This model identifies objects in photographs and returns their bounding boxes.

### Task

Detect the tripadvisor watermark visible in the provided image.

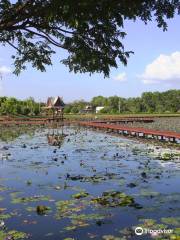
[135,227,173,236]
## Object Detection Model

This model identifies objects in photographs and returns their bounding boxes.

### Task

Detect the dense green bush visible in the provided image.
[0,97,42,116]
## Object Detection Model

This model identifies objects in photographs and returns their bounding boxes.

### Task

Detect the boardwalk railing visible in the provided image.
[79,122,180,143]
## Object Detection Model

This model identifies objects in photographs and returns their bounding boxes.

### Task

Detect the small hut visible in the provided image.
[80,105,93,114]
[43,96,65,120]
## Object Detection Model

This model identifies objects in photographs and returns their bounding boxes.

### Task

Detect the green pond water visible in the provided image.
[0,126,180,240]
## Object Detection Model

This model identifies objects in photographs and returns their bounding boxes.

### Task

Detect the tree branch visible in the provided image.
[7,40,21,53]
[24,28,66,49]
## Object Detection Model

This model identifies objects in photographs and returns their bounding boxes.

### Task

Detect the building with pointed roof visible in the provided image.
[42,96,65,120]
[46,96,65,109]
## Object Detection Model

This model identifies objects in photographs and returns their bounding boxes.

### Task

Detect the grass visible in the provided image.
[1,113,180,122]
[124,117,180,132]
[64,113,180,121]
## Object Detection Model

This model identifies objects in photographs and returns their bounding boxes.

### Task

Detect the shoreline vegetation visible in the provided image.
[0,90,179,148]
[0,90,179,116]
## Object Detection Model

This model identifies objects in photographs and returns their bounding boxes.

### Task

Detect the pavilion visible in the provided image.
[43,96,65,120]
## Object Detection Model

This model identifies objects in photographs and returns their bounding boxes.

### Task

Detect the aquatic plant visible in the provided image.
[0,230,28,240]
[36,205,51,215]
[72,191,89,199]
[91,191,136,208]
[11,195,52,204]
[161,217,180,226]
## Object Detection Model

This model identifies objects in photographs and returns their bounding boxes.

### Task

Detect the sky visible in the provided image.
[0,15,180,103]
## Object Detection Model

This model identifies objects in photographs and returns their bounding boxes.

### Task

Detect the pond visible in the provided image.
[0,126,180,240]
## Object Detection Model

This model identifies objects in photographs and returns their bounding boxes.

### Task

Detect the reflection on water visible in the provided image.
[0,125,37,142]
[47,125,67,146]
[47,134,66,146]
[0,126,180,240]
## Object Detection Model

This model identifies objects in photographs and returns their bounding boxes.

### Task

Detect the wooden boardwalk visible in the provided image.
[79,121,180,143]
[0,116,179,143]
[0,117,64,126]
[0,120,46,126]
[93,118,154,124]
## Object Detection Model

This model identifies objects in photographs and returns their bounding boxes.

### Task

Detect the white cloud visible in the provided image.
[0,65,11,75]
[139,52,180,84]
[113,72,127,82]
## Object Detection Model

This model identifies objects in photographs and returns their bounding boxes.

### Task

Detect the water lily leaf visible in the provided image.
[36,205,51,215]
[12,195,52,204]
[161,217,180,226]
[140,189,160,197]
[72,191,89,199]
[91,191,136,208]
[139,218,156,227]
[64,225,77,231]
[7,230,28,239]
[0,213,11,219]
[102,235,122,240]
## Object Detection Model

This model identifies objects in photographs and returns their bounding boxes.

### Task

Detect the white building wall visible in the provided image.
[96,106,105,113]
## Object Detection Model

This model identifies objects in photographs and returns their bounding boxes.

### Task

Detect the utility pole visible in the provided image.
[118,98,121,114]
[0,73,2,97]
[39,98,41,115]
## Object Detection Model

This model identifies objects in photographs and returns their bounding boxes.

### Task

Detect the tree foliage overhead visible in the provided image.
[0,0,179,76]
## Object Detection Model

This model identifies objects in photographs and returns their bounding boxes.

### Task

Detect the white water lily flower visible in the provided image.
[0,220,5,227]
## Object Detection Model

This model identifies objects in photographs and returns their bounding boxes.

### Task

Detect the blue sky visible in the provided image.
[0,15,180,103]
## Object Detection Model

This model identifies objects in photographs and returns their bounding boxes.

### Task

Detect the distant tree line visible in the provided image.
[64,90,180,114]
[0,90,179,116]
[0,97,41,115]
